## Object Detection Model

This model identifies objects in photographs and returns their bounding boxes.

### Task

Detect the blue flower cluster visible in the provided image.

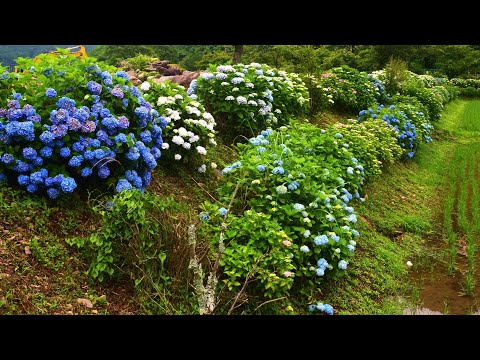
[367,74,389,104]
[308,302,334,315]
[0,64,166,198]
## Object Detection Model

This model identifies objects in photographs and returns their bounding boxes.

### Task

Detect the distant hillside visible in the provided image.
[0,45,96,65]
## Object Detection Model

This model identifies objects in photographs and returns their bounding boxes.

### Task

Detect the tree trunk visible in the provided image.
[232,45,243,64]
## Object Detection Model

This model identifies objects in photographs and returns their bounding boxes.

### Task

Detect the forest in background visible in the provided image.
[2,45,480,79]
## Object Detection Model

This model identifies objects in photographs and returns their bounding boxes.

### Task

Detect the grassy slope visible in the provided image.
[317,99,467,314]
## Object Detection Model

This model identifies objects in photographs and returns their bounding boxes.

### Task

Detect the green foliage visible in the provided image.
[67,189,177,282]
[140,80,217,164]
[192,63,309,140]
[327,119,402,180]
[315,66,378,114]
[123,54,158,71]
[384,58,409,95]
[196,51,231,70]
[30,237,69,271]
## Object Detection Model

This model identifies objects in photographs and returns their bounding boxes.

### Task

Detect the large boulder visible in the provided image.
[152,71,200,88]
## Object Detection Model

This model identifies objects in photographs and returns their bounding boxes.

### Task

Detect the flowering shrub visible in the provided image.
[358,105,419,159]
[369,69,446,121]
[140,80,217,165]
[388,96,433,143]
[315,66,379,113]
[189,63,309,138]
[0,51,165,198]
[327,119,402,180]
[200,123,365,300]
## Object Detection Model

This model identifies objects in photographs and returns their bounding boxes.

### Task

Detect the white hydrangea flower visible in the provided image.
[161,143,170,150]
[203,112,214,121]
[211,162,217,169]
[196,146,207,155]
[182,142,191,149]
[225,96,235,101]
[198,164,207,173]
[245,82,254,88]
[209,138,217,146]
[189,135,200,143]
[172,136,184,145]
[178,127,189,137]
[174,154,182,160]
[157,97,168,105]
[140,81,151,91]
[174,94,183,100]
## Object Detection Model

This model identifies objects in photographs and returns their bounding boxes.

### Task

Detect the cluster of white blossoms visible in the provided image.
[139,80,217,165]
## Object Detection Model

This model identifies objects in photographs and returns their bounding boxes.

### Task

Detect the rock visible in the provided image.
[153,71,200,88]
[117,61,130,69]
[126,71,141,86]
[145,67,158,72]
[153,60,169,67]
[163,66,182,76]
[77,298,93,308]
[153,76,173,84]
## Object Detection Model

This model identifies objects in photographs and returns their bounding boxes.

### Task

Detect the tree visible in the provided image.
[232,45,243,64]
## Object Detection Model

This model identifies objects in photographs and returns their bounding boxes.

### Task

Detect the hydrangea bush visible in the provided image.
[140,80,217,164]
[199,123,365,299]
[387,95,433,143]
[327,119,402,180]
[189,63,309,139]
[0,51,165,198]
[358,105,419,159]
[315,66,380,113]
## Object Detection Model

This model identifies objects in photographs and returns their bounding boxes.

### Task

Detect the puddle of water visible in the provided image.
[406,257,480,314]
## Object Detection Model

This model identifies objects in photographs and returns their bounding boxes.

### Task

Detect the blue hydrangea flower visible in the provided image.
[1,153,14,164]
[299,245,310,253]
[18,175,30,186]
[60,147,71,158]
[272,166,284,175]
[81,167,93,177]
[326,214,335,222]
[314,235,329,246]
[293,204,305,211]
[288,181,299,191]
[47,188,60,199]
[98,165,110,179]
[221,166,233,175]
[116,179,133,193]
[60,177,77,193]
[200,211,210,221]
[256,165,266,172]
[30,171,44,185]
[316,268,325,277]
[45,88,57,98]
[338,260,348,270]
[351,229,360,237]
[111,87,124,99]
[22,147,37,160]
[68,155,84,168]
[218,207,228,216]
[26,184,38,193]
